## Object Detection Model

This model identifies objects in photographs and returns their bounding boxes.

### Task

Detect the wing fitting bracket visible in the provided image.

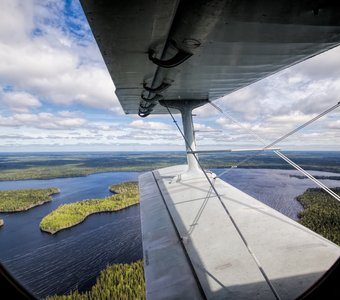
[148,44,192,68]
[143,81,171,93]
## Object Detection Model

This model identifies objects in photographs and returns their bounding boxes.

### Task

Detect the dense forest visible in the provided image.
[297,187,340,245]
[46,260,145,300]
[0,151,340,180]
[40,182,139,234]
[0,188,59,212]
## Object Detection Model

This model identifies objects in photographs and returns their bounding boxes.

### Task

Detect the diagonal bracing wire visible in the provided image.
[209,101,340,202]
[274,150,340,202]
[164,104,282,300]
[210,100,273,177]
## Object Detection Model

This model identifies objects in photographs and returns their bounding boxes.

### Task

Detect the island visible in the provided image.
[40,181,139,234]
[0,188,60,212]
[46,260,145,300]
[0,219,3,227]
[297,187,340,245]
[290,174,340,181]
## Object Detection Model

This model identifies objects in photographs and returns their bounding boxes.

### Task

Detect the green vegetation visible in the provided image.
[109,181,139,195]
[297,187,340,245]
[40,182,139,234]
[46,260,145,300]
[0,219,3,227]
[1,151,340,181]
[290,175,340,180]
[0,152,186,180]
[0,188,59,212]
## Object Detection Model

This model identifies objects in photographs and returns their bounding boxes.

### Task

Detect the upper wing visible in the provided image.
[81,0,340,115]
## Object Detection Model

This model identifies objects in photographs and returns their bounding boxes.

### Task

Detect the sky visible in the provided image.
[0,0,339,152]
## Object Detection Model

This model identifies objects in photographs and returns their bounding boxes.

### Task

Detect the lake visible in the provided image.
[0,168,339,298]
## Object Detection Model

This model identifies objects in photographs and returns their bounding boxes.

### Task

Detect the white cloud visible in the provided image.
[0,111,86,130]
[0,0,339,151]
[266,112,316,125]
[327,120,340,130]
[0,0,122,113]
[0,0,34,44]
[294,46,340,79]
[1,90,41,112]
[193,123,214,131]
[129,120,172,130]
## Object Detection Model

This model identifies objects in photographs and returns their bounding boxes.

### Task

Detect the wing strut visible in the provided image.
[159,100,207,174]
[161,100,282,300]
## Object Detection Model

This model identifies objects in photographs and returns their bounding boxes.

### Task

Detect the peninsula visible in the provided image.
[40,181,139,234]
[0,188,59,212]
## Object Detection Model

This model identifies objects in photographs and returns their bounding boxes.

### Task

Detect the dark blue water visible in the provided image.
[0,169,340,299]
[0,172,142,298]
[218,168,340,219]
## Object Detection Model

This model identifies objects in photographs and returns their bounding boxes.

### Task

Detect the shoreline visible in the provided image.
[296,187,340,246]
[1,166,340,182]
[40,182,139,234]
[0,188,60,213]
[40,203,139,234]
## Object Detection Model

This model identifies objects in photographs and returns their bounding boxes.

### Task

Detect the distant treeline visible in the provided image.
[1,151,340,180]
[290,175,340,181]
[46,260,145,300]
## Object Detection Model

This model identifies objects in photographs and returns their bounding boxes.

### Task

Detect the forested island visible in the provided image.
[0,188,59,212]
[290,175,340,181]
[46,260,145,300]
[297,187,340,245]
[40,182,139,234]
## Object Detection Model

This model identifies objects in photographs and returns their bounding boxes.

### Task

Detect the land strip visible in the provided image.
[40,182,139,234]
[0,188,59,212]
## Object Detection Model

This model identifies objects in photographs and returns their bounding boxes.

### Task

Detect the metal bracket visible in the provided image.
[141,94,163,102]
[138,111,151,118]
[143,82,171,93]
[148,48,192,68]
[139,102,157,111]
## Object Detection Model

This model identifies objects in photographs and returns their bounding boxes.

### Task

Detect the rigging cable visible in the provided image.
[164,104,281,300]
[274,150,340,202]
[209,101,340,202]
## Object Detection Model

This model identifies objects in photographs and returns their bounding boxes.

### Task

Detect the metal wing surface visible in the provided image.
[80,1,340,299]
[139,166,340,299]
[81,0,340,115]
